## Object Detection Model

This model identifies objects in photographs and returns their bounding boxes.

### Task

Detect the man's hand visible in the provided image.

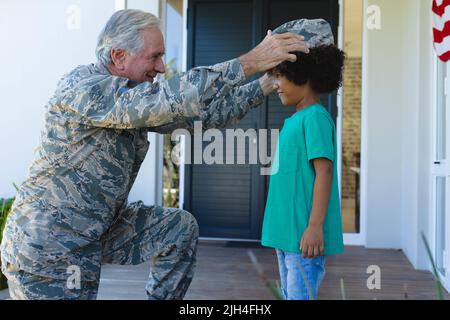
[258,73,275,96]
[300,225,324,258]
[239,30,309,78]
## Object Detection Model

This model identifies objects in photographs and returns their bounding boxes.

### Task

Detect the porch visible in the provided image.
[0,241,447,300]
[95,241,449,300]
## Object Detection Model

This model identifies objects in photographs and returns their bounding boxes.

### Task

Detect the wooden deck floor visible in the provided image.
[1,241,449,300]
[97,241,450,300]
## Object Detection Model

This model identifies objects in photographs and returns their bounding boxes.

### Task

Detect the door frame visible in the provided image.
[342,0,365,245]
[430,53,450,292]
[177,0,366,244]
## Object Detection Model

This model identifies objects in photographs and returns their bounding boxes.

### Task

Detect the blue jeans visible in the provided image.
[276,249,326,300]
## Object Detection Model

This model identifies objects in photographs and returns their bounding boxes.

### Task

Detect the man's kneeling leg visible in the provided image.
[101,204,199,300]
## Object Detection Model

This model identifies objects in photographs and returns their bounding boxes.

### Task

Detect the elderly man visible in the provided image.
[0,9,308,300]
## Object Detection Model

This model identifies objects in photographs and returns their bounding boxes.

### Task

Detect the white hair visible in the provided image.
[96,9,161,66]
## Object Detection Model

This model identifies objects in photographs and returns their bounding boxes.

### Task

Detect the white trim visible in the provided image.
[156,134,164,206]
[354,0,369,247]
[179,0,188,210]
[342,0,366,246]
[179,134,186,209]
[182,0,188,73]
[446,173,450,292]
[433,56,445,164]
[430,50,450,293]
[433,54,438,163]
[430,53,437,279]
[445,61,450,292]
[430,49,438,280]
[430,175,450,292]
[446,60,450,292]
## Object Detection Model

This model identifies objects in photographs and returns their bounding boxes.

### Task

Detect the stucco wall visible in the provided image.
[363,0,435,271]
[0,0,163,206]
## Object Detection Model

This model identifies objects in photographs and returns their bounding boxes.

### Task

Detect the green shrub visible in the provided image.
[0,197,14,290]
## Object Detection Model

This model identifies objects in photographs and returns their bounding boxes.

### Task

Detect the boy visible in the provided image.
[261,44,345,300]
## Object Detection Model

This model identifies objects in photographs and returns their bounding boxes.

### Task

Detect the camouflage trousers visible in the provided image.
[1,202,199,300]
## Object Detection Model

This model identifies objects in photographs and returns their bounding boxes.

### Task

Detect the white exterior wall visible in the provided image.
[362,0,405,250]
[0,0,164,206]
[363,0,435,270]
[404,0,434,271]
[398,0,420,266]
[399,0,434,270]
[125,0,164,206]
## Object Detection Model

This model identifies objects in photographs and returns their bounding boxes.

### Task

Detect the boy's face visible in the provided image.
[272,74,308,107]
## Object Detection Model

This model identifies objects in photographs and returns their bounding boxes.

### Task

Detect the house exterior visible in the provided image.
[0,0,449,294]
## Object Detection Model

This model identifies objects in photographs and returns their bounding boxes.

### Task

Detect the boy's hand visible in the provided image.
[300,225,325,258]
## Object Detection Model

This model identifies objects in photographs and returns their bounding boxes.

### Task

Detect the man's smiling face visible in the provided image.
[120,27,166,83]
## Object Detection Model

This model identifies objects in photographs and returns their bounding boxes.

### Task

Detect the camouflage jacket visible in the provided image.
[0,58,264,280]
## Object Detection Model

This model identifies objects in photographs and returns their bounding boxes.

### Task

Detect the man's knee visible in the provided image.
[162,209,198,251]
[178,209,199,240]
[156,209,198,258]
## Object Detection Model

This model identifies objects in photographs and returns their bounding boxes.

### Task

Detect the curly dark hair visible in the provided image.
[269,45,345,94]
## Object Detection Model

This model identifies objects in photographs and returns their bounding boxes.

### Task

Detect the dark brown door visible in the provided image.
[185,0,339,239]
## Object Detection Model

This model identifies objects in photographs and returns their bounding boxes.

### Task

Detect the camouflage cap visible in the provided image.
[272,18,335,48]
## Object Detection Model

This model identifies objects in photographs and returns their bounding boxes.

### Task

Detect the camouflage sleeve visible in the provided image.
[66,58,260,130]
[147,78,264,134]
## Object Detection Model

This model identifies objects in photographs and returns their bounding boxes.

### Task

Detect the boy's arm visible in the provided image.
[300,157,333,258]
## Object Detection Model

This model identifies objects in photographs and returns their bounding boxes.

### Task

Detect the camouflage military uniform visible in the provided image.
[273,18,335,47]
[0,58,264,300]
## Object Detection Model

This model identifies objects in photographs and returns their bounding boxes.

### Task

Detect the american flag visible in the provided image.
[434,0,450,62]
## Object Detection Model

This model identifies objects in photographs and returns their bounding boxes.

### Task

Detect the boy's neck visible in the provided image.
[295,94,321,112]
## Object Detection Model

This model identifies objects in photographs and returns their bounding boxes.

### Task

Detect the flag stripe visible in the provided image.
[433,5,450,31]
[433,0,450,61]
[440,50,450,62]
[433,0,450,16]
[435,34,450,56]
[434,21,450,42]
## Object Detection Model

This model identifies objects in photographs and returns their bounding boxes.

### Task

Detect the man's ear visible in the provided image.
[111,48,127,70]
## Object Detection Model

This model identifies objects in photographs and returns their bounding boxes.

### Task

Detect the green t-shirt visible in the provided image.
[261,104,344,256]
